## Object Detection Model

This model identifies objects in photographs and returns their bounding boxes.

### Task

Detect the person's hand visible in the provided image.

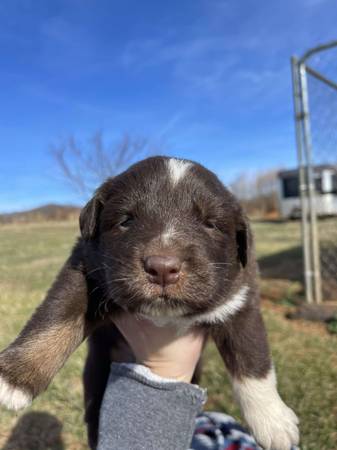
[113,313,205,383]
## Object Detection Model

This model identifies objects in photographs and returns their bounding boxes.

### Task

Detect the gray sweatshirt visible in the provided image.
[97,363,207,450]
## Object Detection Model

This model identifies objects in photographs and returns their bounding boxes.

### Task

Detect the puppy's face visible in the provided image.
[81,157,250,318]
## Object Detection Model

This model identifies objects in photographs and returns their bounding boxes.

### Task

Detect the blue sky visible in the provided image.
[1,0,337,212]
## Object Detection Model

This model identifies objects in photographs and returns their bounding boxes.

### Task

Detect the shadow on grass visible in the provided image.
[2,411,64,450]
[258,243,337,300]
[258,246,303,282]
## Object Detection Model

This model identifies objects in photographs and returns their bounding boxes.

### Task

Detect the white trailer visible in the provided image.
[278,165,337,219]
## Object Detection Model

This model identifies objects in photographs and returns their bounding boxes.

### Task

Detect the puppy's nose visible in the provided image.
[144,255,182,286]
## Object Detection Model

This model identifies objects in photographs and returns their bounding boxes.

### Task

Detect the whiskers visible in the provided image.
[85,250,232,321]
[86,266,102,276]
[91,249,136,269]
[208,262,234,274]
[208,262,233,267]
[93,274,140,319]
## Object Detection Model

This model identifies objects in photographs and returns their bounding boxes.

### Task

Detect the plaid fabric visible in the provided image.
[190,412,262,450]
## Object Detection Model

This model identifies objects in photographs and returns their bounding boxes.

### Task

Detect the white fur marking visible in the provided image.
[167,158,192,185]
[139,301,188,326]
[193,285,249,325]
[161,225,176,246]
[141,285,249,328]
[232,368,299,450]
[0,375,32,410]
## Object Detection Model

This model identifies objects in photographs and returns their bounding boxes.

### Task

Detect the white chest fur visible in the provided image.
[142,285,249,328]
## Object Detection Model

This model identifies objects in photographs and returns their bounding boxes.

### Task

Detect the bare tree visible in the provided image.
[230,173,254,201]
[51,131,160,198]
[230,169,280,218]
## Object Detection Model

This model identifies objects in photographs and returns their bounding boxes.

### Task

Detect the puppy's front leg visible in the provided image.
[0,243,95,410]
[213,300,299,450]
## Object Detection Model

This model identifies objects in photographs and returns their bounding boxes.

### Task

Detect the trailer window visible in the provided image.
[283,176,299,198]
[332,174,337,194]
[314,176,323,193]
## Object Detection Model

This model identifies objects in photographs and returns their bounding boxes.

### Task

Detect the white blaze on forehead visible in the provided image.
[161,225,176,246]
[232,368,299,450]
[167,158,192,185]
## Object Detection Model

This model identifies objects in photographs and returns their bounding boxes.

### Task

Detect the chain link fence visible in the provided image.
[292,42,337,303]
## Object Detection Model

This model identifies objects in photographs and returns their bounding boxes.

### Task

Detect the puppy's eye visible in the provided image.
[204,220,216,230]
[118,215,134,229]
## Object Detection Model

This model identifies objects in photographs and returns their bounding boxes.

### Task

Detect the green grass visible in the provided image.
[0,220,336,449]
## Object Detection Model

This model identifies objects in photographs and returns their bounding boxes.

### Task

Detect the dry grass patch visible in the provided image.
[0,220,336,449]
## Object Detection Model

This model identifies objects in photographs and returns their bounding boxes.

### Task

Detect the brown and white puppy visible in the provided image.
[0,157,299,450]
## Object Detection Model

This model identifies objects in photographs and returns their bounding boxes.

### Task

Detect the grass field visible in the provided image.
[0,221,336,450]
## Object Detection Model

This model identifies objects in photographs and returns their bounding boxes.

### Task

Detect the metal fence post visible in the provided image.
[291,57,313,304]
[292,41,337,304]
[298,63,323,304]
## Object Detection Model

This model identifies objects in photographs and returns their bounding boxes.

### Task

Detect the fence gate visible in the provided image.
[291,41,337,304]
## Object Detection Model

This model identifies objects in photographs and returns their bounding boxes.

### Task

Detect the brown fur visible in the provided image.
[0,156,272,449]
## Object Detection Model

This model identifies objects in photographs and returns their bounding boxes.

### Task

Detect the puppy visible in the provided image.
[0,156,299,450]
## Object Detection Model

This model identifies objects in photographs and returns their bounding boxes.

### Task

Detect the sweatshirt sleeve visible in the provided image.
[97,362,207,450]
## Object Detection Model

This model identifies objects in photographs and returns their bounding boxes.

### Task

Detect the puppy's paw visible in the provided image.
[0,374,32,411]
[0,349,33,410]
[232,370,299,450]
[245,398,299,450]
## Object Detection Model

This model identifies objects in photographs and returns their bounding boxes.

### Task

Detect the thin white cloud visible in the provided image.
[155,112,185,140]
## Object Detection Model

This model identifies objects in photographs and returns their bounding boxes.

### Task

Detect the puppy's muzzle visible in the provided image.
[144,255,182,286]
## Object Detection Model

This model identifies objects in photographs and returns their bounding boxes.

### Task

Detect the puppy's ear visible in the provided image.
[235,209,251,268]
[79,193,104,240]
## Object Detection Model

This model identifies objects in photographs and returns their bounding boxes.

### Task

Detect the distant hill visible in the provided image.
[0,204,81,224]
